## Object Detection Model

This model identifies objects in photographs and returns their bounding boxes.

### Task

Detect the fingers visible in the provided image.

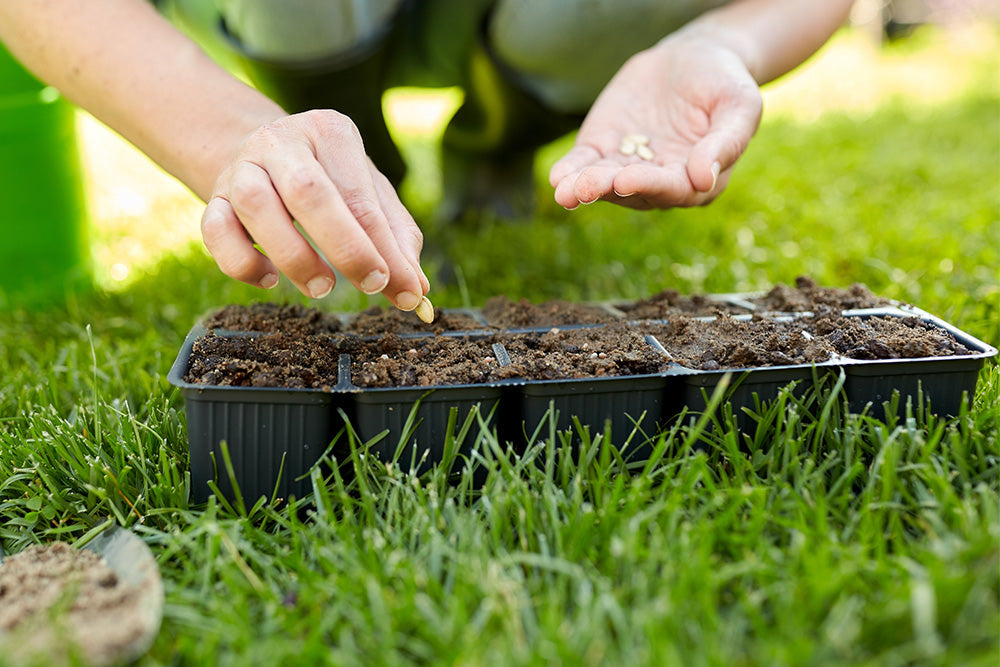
[686,82,762,193]
[370,167,430,294]
[549,144,603,192]
[200,191,281,290]
[205,111,427,309]
[223,159,342,298]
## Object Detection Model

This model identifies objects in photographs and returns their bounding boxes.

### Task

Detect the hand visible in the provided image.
[549,32,764,210]
[200,110,429,310]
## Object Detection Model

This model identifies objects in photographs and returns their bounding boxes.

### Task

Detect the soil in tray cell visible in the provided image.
[349,323,672,387]
[183,331,343,388]
[343,305,485,335]
[614,289,750,319]
[750,275,892,312]
[202,302,343,335]
[481,295,619,328]
[349,335,517,387]
[810,314,973,359]
[643,313,974,371]
[497,323,672,380]
[644,316,836,370]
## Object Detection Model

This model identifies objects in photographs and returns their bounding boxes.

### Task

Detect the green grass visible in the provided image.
[1,23,998,667]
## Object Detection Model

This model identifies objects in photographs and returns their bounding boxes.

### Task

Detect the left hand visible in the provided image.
[549,32,764,210]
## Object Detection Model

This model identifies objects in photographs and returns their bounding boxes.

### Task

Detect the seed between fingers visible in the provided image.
[414,296,435,323]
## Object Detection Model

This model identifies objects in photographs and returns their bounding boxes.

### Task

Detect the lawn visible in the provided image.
[1,19,998,667]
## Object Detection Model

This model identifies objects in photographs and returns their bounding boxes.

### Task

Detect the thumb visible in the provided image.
[687,85,763,192]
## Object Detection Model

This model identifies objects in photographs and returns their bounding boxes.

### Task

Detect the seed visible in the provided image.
[624,133,650,146]
[636,144,655,161]
[414,296,435,323]
[619,138,637,156]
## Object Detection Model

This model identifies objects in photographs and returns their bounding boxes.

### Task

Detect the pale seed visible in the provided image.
[619,138,637,156]
[414,295,435,323]
[624,133,650,146]
[636,144,655,161]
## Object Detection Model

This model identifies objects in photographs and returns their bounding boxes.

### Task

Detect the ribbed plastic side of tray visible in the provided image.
[168,329,348,503]
[516,374,674,461]
[681,364,836,433]
[352,385,505,475]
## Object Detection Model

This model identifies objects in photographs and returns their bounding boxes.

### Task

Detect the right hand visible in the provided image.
[200,110,429,310]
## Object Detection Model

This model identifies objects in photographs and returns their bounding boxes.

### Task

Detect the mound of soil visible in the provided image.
[644,316,835,370]
[613,289,749,319]
[202,302,342,335]
[811,314,972,359]
[343,305,485,335]
[752,275,892,312]
[481,295,618,328]
[0,542,146,666]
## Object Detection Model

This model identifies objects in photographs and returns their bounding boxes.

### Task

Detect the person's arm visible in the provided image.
[0,0,428,307]
[550,0,855,211]
[682,0,856,87]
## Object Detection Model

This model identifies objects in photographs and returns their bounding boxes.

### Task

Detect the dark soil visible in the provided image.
[343,305,485,335]
[350,324,674,387]
[751,275,892,312]
[613,289,749,318]
[202,302,342,335]
[497,324,673,380]
[185,331,343,389]
[183,281,972,389]
[350,335,515,387]
[811,314,972,359]
[183,314,973,389]
[481,295,618,328]
[644,316,835,370]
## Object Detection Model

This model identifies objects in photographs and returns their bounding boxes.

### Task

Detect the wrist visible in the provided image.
[660,19,763,83]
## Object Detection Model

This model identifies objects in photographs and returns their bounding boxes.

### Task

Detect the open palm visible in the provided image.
[550,34,764,211]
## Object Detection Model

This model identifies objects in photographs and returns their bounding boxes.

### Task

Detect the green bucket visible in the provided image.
[0,44,91,308]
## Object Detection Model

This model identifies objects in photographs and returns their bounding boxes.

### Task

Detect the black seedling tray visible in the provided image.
[168,296,997,503]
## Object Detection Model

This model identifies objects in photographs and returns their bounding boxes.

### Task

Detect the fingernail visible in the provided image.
[307,276,333,299]
[613,189,634,198]
[581,196,600,205]
[259,273,279,289]
[711,161,721,191]
[395,291,421,311]
[360,269,389,295]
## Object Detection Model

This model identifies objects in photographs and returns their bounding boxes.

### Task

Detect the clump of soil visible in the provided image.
[614,289,749,319]
[645,316,835,370]
[343,305,486,335]
[203,302,342,335]
[481,295,618,328]
[811,315,973,359]
[0,542,146,666]
[752,275,892,312]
